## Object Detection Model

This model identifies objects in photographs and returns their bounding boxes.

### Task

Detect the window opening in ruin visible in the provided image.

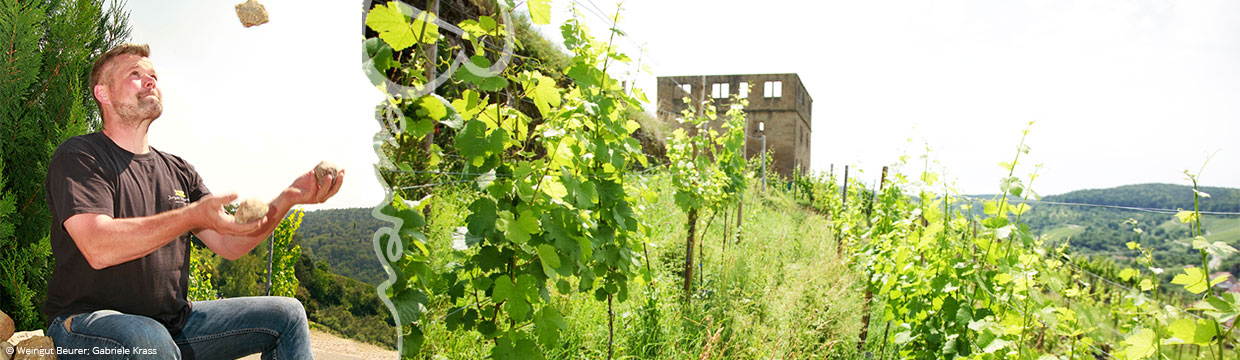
[711,83,730,99]
[764,81,782,98]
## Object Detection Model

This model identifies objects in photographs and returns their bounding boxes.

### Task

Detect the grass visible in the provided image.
[406,173,866,359]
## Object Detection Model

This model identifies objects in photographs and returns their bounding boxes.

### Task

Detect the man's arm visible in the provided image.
[195,167,345,260]
[64,193,264,270]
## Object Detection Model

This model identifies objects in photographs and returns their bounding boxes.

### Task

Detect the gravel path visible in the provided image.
[239,329,396,360]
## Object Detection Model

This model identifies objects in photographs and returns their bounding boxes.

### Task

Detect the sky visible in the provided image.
[119,0,1239,210]
[121,0,384,210]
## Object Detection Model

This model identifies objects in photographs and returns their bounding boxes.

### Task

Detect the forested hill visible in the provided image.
[296,207,384,284]
[1042,183,1240,212]
[1021,183,1240,272]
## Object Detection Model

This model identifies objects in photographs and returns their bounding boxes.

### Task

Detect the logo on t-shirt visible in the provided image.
[168,189,189,206]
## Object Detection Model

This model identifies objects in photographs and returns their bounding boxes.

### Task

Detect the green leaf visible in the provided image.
[493,276,516,302]
[1172,267,1210,294]
[479,16,498,32]
[482,76,510,92]
[534,306,566,347]
[566,63,600,88]
[1122,328,1157,360]
[527,0,552,25]
[401,325,425,358]
[1139,279,1154,291]
[527,73,562,118]
[455,56,510,92]
[1176,210,1198,224]
[363,38,396,71]
[503,210,540,244]
[505,295,532,322]
[366,2,415,51]
[1192,236,1238,259]
[540,177,568,200]
[487,127,511,155]
[456,120,491,166]
[409,119,434,138]
[410,10,440,45]
[983,201,1000,216]
[416,95,447,120]
[467,198,498,235]
[538,244,561,271]
[1165,318,1217,345]
[1118,268,1137,282]
[501,275,537,321]
[392,289,429,324]
[1190,292,1240,323]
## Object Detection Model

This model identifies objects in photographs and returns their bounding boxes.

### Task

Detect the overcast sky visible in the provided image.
[120,0,1238,210]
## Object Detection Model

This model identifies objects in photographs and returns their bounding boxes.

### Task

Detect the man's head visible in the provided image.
[90,43,162,126]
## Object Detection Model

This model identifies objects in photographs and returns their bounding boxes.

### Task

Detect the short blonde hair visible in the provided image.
[89,43,150,109]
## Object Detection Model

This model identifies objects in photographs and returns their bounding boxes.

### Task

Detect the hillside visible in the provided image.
[296,208,386,284]
[1043,183,1240,212]
[1020,183,1240,271]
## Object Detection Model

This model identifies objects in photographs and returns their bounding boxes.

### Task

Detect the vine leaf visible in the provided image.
[1175,210,1198,224]
[527,73,562,118]
[533,306,566,347]
[1164,318,1217,345]
[1189,292,1240,323]
[526,0,552,25]
[467,198,498,234]
[537,244,561,277]
[499,210,539,244]
[1192,236,1238,259]
[1171,267,1214,294]
[492,334,543,360]
[365,1,437,51]
[1122,328,1157,360]
[391,288,429,326]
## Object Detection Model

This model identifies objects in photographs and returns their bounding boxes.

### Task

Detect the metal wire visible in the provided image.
[956,195,1240,217]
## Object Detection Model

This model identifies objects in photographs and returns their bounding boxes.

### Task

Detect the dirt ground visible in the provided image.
[239,328,396,360]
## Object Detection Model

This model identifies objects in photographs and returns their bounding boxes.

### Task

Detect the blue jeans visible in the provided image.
[45,296,313,360]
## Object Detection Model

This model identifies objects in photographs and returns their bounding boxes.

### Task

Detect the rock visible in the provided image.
[12,336,54,360]
[313,161,338,182]
[0,310,12,343]
[234,198,267,224]
[5,331,40,347]
[1,341,12,360]
[234,0,269,28]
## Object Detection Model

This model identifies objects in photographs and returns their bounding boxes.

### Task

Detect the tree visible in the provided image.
[0,0,130,329]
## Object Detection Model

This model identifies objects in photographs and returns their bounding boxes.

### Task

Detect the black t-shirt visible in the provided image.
[43,132,209,336]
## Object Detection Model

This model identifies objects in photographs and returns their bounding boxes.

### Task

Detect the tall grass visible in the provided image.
[408,172,865,359]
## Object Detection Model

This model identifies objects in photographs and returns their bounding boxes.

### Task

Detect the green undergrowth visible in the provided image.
[407,173,865,359]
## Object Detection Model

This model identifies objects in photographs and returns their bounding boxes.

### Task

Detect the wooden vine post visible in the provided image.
[857,165,887,351]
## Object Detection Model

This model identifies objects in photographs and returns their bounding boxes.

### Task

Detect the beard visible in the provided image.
[114,91,163,124]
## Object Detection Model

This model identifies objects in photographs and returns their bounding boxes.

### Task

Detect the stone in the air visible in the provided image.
[235,0,269,28]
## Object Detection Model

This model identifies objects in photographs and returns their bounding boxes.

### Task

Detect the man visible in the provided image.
[42,43,343,359]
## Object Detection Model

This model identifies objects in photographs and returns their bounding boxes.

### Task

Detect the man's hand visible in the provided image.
[198,165,343,260]
[64,192,265,269]
[278,166,344,206]
[192,192,266,236]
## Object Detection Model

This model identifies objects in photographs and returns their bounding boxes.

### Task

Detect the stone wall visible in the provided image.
[656,73,813,178]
